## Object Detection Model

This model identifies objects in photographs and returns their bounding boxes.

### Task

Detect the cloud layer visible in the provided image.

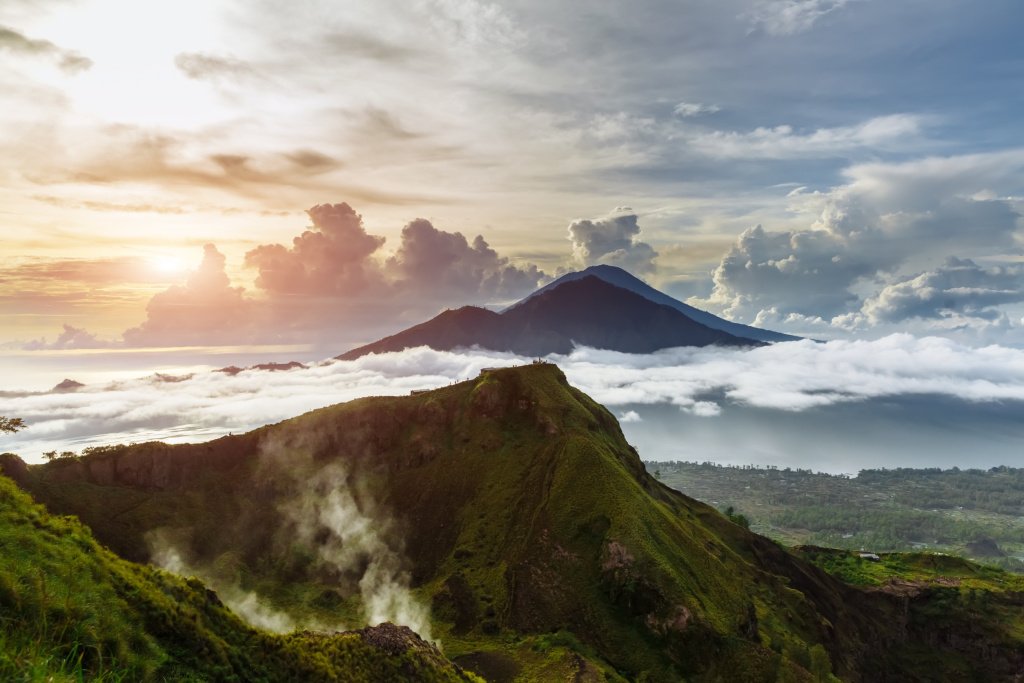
[5,337,1024,465]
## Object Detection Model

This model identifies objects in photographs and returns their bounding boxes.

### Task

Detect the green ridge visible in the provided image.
[8,363,1024,681]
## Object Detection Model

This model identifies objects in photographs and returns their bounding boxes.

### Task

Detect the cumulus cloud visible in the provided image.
[744,0,861,37]
[0,24,92,74]
[122,244,249,347]
[8,338,1024,463]
[387,218,546,302]
[859,258,1024,325]
[690,151,1024,328]
[690,223,876,321]
[244,203,386,297]
[18,203,549,350]
[567,208,658,276]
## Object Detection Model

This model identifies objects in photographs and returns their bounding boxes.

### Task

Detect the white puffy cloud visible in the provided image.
[7,337,1024,463]
[690,150,1024,327]
[567,208,658,276]
[386,218,547,302]
[860,257,1024,324]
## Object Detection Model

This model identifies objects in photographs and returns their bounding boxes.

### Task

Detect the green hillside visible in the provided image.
[0,474,480,682]
[8,363,1024,681]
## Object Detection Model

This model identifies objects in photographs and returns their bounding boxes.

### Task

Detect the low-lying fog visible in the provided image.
[3,335,1024,474]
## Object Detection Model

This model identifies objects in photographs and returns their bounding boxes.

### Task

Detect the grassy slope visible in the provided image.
[14,363,1024,681]
[0,475,480,682]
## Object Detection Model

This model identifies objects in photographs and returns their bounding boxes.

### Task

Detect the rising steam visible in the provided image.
[268,438,434,643]
[148,537,300,634]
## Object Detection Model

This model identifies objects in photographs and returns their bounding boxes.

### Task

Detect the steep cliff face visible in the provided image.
[15,364,1024,682]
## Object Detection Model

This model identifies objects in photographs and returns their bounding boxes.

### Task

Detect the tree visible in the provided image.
[42,450,77,462]
[0,416,25,434]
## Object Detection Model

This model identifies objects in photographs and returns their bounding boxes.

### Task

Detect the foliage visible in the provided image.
[652,460,1024,568]
[723,505,751,529]
[0,475,480,682]
[1,416,25,434]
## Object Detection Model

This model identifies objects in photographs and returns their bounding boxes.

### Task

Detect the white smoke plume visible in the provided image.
[148,537,301,634]
[263,439,434,643]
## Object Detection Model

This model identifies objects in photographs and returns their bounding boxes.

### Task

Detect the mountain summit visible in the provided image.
[338,275,761,360]
[508,265,801,343]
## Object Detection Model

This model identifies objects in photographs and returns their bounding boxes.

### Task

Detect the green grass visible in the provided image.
[0,475,481,682]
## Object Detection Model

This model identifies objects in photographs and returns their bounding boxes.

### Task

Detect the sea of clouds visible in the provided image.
[3,335,1024,467]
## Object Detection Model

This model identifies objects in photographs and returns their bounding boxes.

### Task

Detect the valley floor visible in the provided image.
[650,461,1024,573]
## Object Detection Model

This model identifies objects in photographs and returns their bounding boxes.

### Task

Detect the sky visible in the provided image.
[3,0,1024,358]
[2,0,1024,468]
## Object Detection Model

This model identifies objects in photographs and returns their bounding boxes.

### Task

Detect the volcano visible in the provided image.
[338,275,761,361]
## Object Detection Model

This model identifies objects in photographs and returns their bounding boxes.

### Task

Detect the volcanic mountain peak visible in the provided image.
[510,264,801,343]
[339,274,760,360]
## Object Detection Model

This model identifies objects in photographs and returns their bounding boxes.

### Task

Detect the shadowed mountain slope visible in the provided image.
[10,363,1024,681]
[338,275,759,360]
[506,265,801,343]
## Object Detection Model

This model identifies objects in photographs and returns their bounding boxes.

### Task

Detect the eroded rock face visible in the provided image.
[37,436,260,491]
[358,622,434,656]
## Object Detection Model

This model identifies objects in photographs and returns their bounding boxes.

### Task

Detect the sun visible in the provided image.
[152,256,185,273]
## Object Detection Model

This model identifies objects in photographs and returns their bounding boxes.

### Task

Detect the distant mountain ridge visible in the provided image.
[338,275,760,360]
[508,265,800,343]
